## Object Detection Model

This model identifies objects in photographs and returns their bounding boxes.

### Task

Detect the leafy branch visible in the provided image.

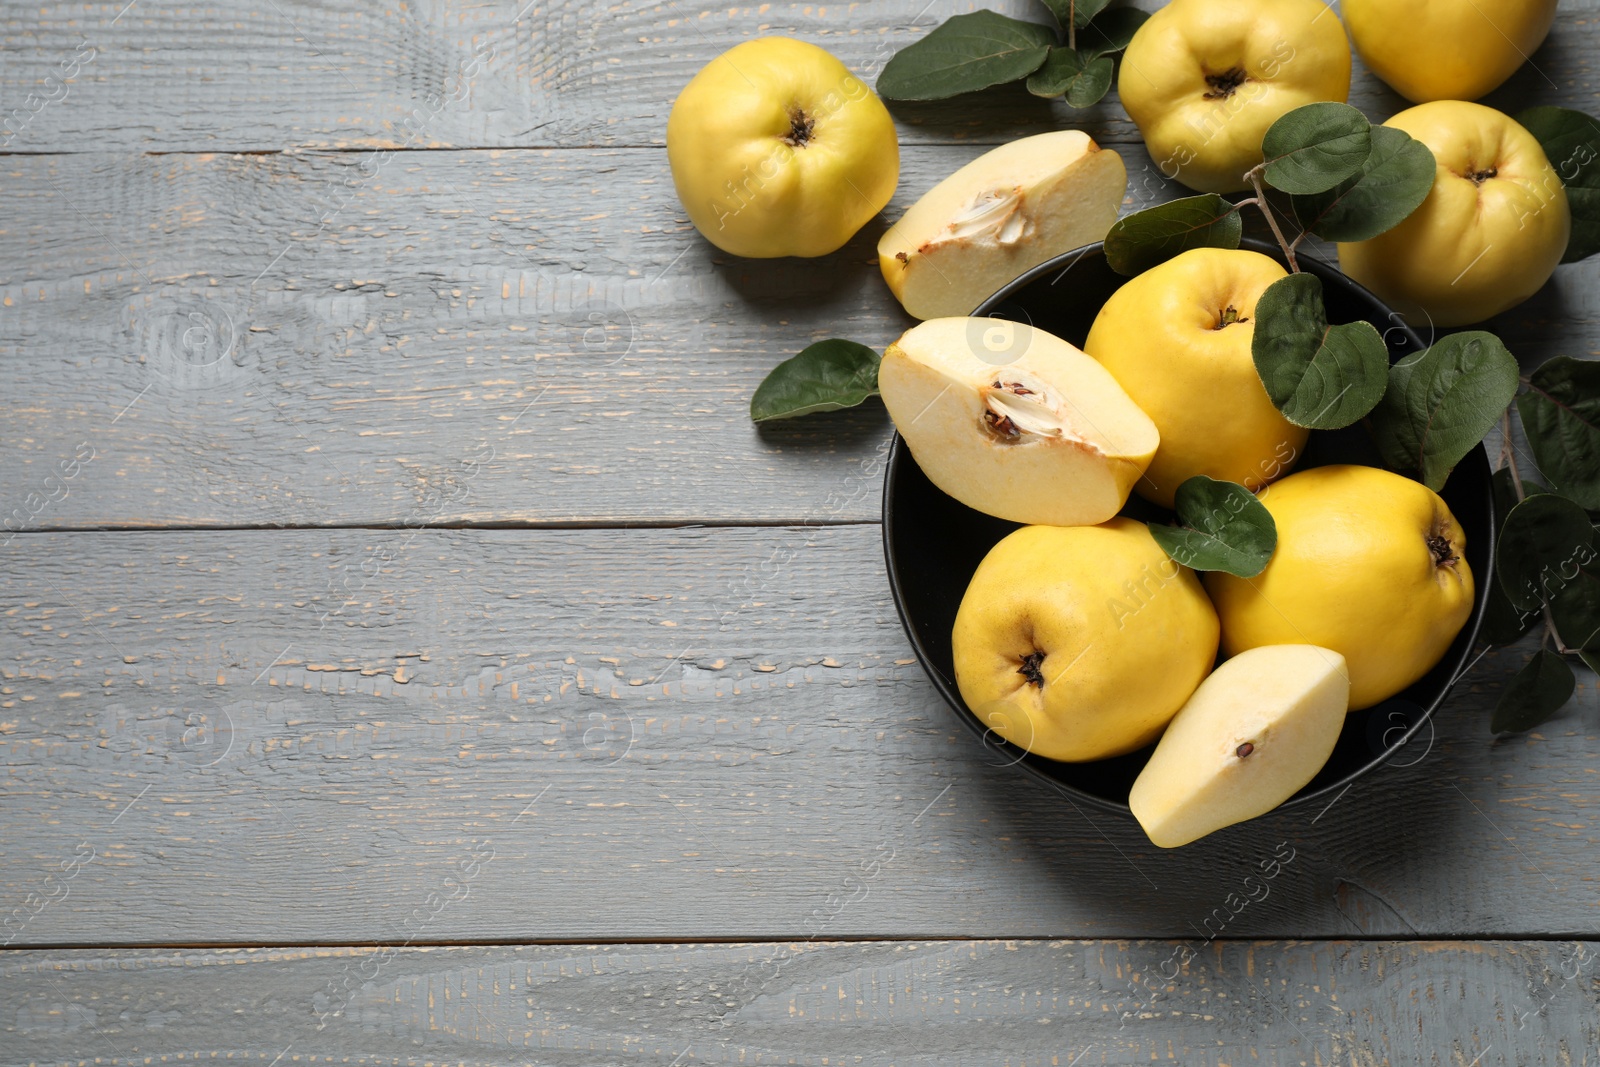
[1483,358,1600,732]
[1105,102,1435,279]
[875,1,1147,108]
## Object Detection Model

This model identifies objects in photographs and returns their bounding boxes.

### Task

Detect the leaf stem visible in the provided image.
[1247,169,1298,272]
[1502,408,1526,502]
[1068,0,1076,50]
[1544,601,1573,654]
[1502,408,1570,652]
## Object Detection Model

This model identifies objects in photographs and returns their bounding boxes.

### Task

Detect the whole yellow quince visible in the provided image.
[1205,465,1474,711]
[1119,0,1352,193]
[1338,101,1570,328]
[1342,0,1557,103]
[1084,248,1308,508]
[952,519,1220,763]
[666,38,899,258]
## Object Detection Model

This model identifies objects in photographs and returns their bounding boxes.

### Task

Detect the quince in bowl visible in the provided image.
[881,239,1494,813]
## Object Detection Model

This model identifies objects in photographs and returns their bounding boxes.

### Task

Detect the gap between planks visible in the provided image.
[13,932,1600,952]
[0,517,886,535]
[0,136,1161,159]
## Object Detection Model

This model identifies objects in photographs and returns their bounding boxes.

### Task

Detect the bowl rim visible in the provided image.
[881,237,1496,817]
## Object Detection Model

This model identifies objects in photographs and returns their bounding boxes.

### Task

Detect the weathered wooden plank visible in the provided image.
[2,940,1596,1065]
[1,527,1596,945]
[0,144,934,530]
[3,0,1599,153]
[2,145,1593,530]
[0,145,1141,529]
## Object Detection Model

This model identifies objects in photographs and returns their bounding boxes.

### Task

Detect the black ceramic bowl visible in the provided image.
[883,238,1494,815]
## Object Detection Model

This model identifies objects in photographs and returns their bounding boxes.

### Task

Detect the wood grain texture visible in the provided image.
[0,144,1170,529]
[3,940,1598,1065]
[1,527,1596,946]
[3,0,1595,530]
[2,0,1599,153]
[1,143,1594,530]
[4,0,1600,1057]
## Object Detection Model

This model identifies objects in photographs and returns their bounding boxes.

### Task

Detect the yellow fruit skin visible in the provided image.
[666,38,899,258]
[1119,0,1352,193]
[953,519,1220,762]
[1342,0,1556,103]
[1338,101,1570,328]
[1084,248,1309,508]
[1204,465,1475,710]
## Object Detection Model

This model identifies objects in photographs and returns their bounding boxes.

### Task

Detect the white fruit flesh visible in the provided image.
[1129,645,1350,848]
[879,317,1159,526]
[878,131,1127,320]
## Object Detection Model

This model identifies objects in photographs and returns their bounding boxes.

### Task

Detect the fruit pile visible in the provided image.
[666,0,1600,846]
[886,298,1474,848]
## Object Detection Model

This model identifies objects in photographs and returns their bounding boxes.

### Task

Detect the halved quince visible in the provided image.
[879,317,1159,526]
[878,131,1127,320]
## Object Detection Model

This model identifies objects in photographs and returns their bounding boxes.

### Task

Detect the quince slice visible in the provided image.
[880,317,1158,527]
[1130,644,1350,848]
[878,131,1126,320]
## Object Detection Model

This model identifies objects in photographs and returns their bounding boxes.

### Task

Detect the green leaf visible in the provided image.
[1490,650,1575,734]
[1517,356,1600,509]
[1479,468,1542,645]
[1515,106,1600,263]
[1551,569,1600,649]
[1025,47,1113,107]
[1073,0,1115,26]
[1039,0,1072,27]
[1495,493,1594,612]
[750,339,880,422]
[1038,0,1073,27]
[1579,650,1600,674]
[877,11,1055,101]
[1077,6,1148,56]
[1066,55,1113,108]
[1040,0,1115,28]
[1147,476,1277,578]
[1480,580,1540,646]
[1026,46,1080,97]
[1369,331,1520,491]
[1260,102,1372,196]
[1103,194,1241,276]
[1250,273,1390,430]
[1493,464,1548,511]
[1290,125,1436,243]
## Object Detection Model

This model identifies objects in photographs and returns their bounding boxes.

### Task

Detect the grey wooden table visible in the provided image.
[1,1,1597,1063]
